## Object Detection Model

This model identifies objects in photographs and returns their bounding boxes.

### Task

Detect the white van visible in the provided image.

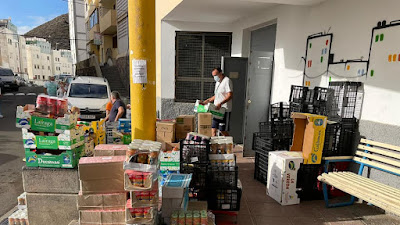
[67,76,111,120]
[0,67,19,91]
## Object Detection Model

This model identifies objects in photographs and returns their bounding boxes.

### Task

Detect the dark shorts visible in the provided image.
[212,112,231,131]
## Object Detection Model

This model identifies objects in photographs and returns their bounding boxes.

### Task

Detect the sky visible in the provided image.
[0,0,69,34]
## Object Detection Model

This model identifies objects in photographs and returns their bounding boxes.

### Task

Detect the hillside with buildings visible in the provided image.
[25,14,70,50]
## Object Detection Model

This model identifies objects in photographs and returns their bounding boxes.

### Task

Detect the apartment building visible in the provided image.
[68,0,88,72]
[0,19,28,74]
[52,49,73,75]
[26,37,53,80]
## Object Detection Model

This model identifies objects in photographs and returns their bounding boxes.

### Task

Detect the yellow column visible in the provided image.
[128,0,156,140]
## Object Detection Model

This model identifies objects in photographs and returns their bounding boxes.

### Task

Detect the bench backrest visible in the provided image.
[355,138,400,176]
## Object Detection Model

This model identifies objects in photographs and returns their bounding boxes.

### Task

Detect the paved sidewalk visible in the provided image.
[223,147,400,225]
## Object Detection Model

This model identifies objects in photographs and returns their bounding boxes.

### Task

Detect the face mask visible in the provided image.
[213,75,220,82]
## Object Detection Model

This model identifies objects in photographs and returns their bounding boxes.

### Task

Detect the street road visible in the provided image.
[0,86,43,216]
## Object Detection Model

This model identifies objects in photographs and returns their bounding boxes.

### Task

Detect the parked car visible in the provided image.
[15,76,27,86]
[0,67,19,92]
[67,76,111,121]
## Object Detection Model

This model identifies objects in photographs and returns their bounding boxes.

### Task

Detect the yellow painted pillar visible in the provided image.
[128,0,156,140]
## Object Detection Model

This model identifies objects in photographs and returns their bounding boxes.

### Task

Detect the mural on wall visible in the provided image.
[303,20,400,87]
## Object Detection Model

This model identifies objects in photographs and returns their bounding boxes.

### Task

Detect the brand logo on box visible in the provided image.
[34,118,53,127]
[311,153,318,163]
[27,155,37,163]
[63,155,71,164]
[39,138,57,145]
[288,161,296,170]
[38,158,60,165]
[19,119,29,126]
[25,139,35,145]
[314,119,324,126]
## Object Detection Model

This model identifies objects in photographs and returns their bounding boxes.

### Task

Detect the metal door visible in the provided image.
[222,57,248,144]
[243,24,277,156]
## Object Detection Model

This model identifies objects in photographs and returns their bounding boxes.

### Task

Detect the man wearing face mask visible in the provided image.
[201,67,233,136]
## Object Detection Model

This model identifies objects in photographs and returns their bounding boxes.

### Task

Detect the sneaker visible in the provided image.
[0,114,3,118]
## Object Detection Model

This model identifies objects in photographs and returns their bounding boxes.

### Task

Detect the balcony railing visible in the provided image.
[99,8,117,35]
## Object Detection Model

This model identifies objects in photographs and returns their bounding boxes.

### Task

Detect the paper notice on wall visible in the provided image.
[132,59,147,84]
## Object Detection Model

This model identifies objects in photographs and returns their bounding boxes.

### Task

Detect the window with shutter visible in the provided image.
[175,32,232,102]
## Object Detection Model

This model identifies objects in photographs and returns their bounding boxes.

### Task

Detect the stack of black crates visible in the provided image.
[180,137,242,211]
[289,82,362,200]
[253,102,293,184]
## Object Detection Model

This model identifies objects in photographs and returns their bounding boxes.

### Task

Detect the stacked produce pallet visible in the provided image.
[253,102,293,184]
[15,95,86,224]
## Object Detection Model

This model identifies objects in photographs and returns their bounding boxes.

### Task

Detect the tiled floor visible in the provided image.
[215,148,400,225]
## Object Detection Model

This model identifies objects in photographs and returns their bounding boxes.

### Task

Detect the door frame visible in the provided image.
[221,56,248,144]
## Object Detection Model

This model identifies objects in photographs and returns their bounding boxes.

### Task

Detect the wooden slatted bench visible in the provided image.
[318,138,400,216]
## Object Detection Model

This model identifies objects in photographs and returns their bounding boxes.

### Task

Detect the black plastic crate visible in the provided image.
[254,165,268,184]
[297,164,324,201]
[289,102,305,113]
[253,133,292,153]
[328,82,363,120]
[323,122,341,157]
[290,85,309,103]
[180,140,210,164]
[180,163,208,188]
[255,152,269,170]
[208,166,238,188]
[258,121,293,139]
[270,102,291,121]
[207,186,242,211]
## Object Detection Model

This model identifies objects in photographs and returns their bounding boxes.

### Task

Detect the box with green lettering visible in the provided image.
[25,148,80,168]
[22,128,84,150]
[16,105,78,133]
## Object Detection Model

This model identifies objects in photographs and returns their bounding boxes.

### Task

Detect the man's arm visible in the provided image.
[114,106,125,121]
[202,95,215,105]
[215,92,233,109]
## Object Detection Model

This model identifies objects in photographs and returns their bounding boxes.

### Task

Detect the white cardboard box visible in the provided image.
[267,151,303,206]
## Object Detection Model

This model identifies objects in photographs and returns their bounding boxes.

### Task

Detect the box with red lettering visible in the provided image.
[266,151,303,205]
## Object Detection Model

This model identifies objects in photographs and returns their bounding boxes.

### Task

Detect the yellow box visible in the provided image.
[290,113,327,164]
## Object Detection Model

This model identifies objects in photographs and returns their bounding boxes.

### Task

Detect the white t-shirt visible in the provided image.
[214,76,233,112]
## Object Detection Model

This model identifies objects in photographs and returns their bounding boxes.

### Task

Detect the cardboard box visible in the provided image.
[175,115,195,140]
[198,113,212,137]
[77,192,127,210]
[16,105,78,133]
[79,209,125,224]
[290,113,327,164]
[267,151,303,205]
[194,101,225,120]
[22,128,84,150]
[162,174,192,218]
[160,150,180,171]
[187,201,208,211]
[125,200,156,224]
[25,148,80,168]
[156,121,176,143]
[94,144,128,157]
[79,156,125,194]
[161,142,180,151]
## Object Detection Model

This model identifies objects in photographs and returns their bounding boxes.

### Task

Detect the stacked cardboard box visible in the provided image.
[176,115,195,140]
[15,99,84,225]
[198,113,212,137]
[156,121,176,143]
[78,156,126,224]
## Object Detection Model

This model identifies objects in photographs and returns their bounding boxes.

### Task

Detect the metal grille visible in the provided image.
[175,32,232,102]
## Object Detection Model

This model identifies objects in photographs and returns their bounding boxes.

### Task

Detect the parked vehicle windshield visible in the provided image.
[69,83,108,99]
[0,68,14,76]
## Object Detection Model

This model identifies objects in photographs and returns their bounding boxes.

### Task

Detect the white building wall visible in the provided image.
[161,0,400,126]
[69,0,88,71]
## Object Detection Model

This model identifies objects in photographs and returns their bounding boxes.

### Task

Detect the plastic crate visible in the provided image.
[289,85,309,103]
[180,163,208,188]
[289,102,304,113]
[254,165,268,184]
[208,166,238,188]
[270,102,290,121]
[207,186,242,211]
[180,140,210,164]
[328,82,363,120]
[253,133,292,153]
[323,122,341,157]
[297,164,324,201]
[255,152,268,170]
[258,121,293,139]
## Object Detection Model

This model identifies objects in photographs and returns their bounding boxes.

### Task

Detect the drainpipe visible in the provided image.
[128,0,156,140]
